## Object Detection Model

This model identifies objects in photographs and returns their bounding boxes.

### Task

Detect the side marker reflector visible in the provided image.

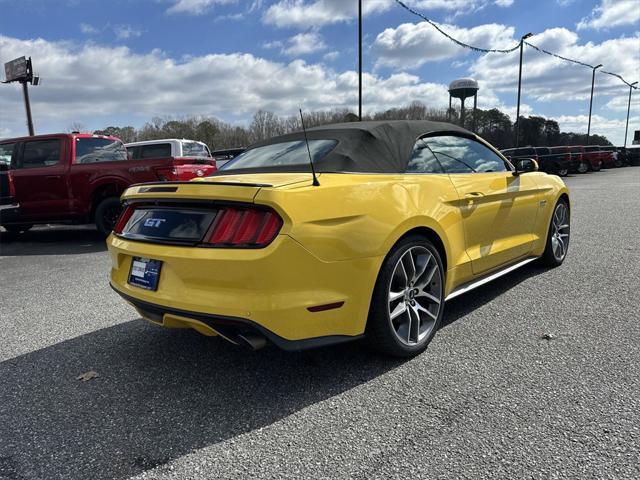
[307,301,345,313]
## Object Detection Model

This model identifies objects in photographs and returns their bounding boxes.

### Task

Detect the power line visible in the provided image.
[393,0,637,87]
[393,0,521,54]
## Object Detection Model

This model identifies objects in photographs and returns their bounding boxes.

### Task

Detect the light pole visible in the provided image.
[586,63,602,145]
[514,32,533,147]
[358,0,362,120]
[624,81,638,147]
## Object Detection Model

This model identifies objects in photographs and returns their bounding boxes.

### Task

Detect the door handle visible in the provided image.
[46,175,62,180]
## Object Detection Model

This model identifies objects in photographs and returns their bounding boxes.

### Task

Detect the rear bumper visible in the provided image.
[107,233,382,345]
[0,203,20,224]
[111,285,363,350]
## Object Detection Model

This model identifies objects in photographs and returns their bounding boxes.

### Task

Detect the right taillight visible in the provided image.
[113,205,134,234]
[203,207,283,248]
[155,167,179,181]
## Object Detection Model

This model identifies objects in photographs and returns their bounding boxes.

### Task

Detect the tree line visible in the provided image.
[91,101,611,151]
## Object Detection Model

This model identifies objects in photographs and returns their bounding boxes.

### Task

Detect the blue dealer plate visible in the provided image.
[128,257,163,291]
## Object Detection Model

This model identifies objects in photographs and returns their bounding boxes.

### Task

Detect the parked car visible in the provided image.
[124,139,217,181]
[547,146,578,175]
[568,145,601,173]
[0,133,212,236]
[626,146,640,166]
[500,146,568,177]
[107,120,570,358]
[211,148,246,169]
[581,146,604,172]
[598,146,620,168]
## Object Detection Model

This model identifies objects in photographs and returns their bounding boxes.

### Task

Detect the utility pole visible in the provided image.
[623,81,638,147]
[514,32,533,148]
[586,64,602,145]
[358,0,362,121]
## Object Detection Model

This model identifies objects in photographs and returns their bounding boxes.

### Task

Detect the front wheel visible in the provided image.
[95,197,122,237]
[539,199,570,267]
[366,236,445,357]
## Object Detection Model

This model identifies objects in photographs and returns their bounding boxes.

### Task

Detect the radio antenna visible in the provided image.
[299,108,320,186]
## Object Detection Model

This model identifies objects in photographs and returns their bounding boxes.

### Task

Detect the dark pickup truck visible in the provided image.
[0,133,214,235]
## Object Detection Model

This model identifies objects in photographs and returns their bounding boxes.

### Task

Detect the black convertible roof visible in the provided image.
[224,120,473,174]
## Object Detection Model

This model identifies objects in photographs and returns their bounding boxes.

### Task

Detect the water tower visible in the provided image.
[448,78,479,130]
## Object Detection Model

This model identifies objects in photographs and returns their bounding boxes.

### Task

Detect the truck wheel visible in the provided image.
[95,197,122,237]
[2,224,33,234]
[556,163,569,177]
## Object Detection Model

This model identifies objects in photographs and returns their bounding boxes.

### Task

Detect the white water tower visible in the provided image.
[448,78,479,130]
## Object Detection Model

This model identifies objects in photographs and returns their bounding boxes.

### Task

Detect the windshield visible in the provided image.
[182,141,211,157]
[75,138,128,163]
[219,140,338,171]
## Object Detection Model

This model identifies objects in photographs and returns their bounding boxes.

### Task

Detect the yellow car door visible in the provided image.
[422,134,540,275]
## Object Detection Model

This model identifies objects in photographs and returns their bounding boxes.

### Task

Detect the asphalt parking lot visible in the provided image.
[1,167,639,480]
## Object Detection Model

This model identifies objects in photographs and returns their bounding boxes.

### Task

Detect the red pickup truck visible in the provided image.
[0,133,216,236]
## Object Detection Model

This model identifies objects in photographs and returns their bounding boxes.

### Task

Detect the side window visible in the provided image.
[76,138,128,163]
[20,139,61,169]
[423,135,509,173]
[406,138,443,174]
[127,146,140,160]
[140,143,172,159]
[0,143,16,167]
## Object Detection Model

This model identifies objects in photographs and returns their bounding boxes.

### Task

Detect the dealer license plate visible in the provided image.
[128,257,163,291]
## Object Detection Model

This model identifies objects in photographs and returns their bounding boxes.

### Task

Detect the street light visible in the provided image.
[586,63,603,145]
[514,32,533,147]
[624,81,638,148]
[358,0,362,121]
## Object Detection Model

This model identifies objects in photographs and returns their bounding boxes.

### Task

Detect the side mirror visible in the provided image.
[513,158,538,175]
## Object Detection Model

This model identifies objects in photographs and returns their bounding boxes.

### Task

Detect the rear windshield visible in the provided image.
[181,141,210,157]
[75,138,128,163]
[219,140,338,171]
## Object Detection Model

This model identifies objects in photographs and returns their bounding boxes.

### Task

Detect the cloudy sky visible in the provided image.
[0,0,638,144]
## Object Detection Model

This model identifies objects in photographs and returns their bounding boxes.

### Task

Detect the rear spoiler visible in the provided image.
[129,180,274,188]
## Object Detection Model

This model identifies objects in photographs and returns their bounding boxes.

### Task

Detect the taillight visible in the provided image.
[113,205,134,234]
[8,171,16,197]
[155,167,178,181]
[203,207,282,247]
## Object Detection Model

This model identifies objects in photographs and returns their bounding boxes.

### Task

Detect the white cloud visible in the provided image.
[323,51,340,62]
[263,0,392,28]
[577,0,640,30]
[281,32,327,56]
[0,34,449,138]
[553,113,640,144]
[113,25,142,40]
[469,28,640,103]
[80,23,99,35]
[167,0,237,15]
[372,21,516,69]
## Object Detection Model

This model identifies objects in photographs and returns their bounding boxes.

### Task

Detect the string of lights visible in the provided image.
[392,0,521,53]
[393,0,637,87]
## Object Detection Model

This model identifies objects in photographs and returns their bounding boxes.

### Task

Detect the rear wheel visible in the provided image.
[539,199,570,267]
[556,163,569,177]
[95,197,122,237]
[577,161,589,174]
[1,224,33,234]
[366,236,445,358]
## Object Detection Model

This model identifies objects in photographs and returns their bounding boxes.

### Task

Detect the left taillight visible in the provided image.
[203,206,283,248]
[113,205,134,234]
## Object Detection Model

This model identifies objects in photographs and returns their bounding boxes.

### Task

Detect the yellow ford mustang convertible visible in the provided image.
[108,120,570,357]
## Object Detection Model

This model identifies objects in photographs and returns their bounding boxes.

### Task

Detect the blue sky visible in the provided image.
[0,0,638,144]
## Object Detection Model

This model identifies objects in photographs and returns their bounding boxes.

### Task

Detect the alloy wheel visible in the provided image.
[550,203,570,262]
[577,162,588,174]
[387,246,442,346]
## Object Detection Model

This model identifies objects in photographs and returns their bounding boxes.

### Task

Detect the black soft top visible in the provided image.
[219,120,472,174]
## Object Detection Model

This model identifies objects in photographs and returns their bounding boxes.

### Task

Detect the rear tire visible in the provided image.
[556,164,569,177]
[95,197,122,237]
[539,199,570,268]
[1,224,33,234]
[577,161,589,174]
[366,235,445,358]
